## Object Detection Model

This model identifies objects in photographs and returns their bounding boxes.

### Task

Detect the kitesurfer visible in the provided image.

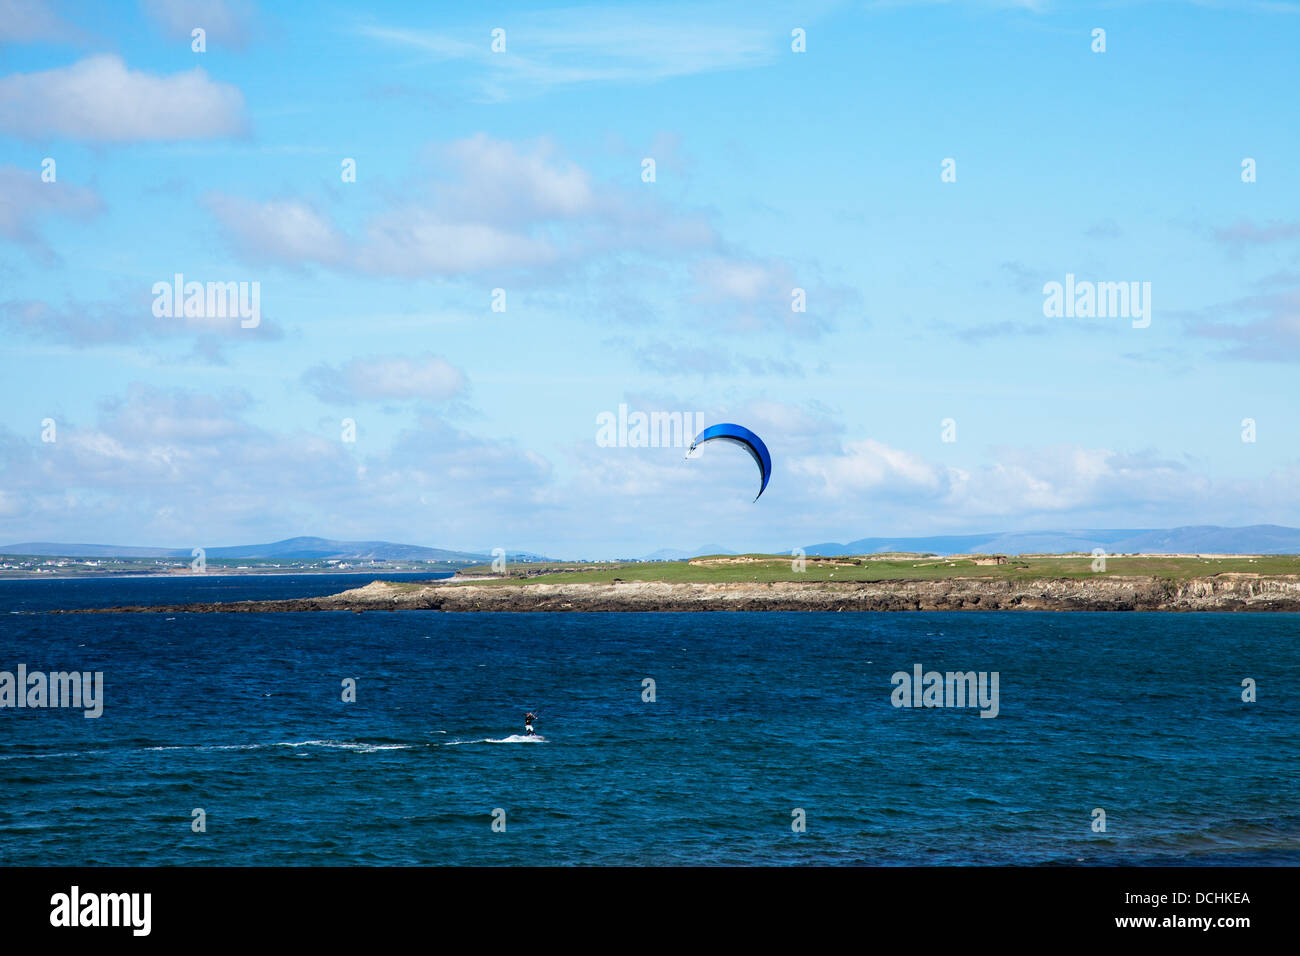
[525,712,538,736]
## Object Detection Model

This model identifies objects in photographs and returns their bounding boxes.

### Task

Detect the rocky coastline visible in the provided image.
[52,572,1300,614]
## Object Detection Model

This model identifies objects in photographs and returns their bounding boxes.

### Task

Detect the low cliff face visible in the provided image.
[62,573,1300,613]
[333,574,1300,612]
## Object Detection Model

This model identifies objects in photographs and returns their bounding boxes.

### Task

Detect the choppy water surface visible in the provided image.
[1,577,1296,865]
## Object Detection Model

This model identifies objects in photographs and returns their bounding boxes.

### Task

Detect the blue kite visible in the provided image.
[687,423,772,501]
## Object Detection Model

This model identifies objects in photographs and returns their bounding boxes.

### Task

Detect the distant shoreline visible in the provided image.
[0,570,455,582]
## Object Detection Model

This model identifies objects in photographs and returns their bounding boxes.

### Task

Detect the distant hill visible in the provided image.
[0,536,492,562]
[802,533,1001,557]
[0,542,180,559]
[203,537,490,561]
[802,525,1300,556]
[8,526,1300,563]
[640,545,738,561]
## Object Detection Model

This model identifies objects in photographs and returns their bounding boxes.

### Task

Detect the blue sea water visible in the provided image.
[1,575,1297,866]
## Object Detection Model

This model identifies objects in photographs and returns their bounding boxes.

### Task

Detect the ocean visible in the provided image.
[1,575,1296,866]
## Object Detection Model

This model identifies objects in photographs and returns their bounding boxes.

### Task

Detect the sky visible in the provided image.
[0,0,1298,558]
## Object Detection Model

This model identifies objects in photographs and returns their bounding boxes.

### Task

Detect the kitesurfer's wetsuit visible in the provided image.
[525,713,537,735]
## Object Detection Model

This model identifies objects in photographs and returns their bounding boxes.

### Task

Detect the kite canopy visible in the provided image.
[688,423,772,501]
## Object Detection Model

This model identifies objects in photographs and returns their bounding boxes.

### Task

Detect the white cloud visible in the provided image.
[356,213,559,276]
[695,258,775,302]
[303,354,468,404]
[2,382,1297,555]
[359,6,782,100]
[793,439,947,497]
[0,384,548,547]
[0,164,101,253]
[140,0,257,48]
[613,336,806,378]
[441,134,595,223]
[1182,286,1300,361]
[691,256,840,333]
[0,0,83,44]
[207,135,716,278]
[205,194,346,267]
[0,54,246,142]
[0,296,281,348]
[790,439,1213,526]
[1214,219,1300,245]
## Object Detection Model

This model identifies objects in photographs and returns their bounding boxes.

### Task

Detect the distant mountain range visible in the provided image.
[639,545,737,561]
[0,536,546,563]
[800,525,1300,556]
[6,526,1300,562]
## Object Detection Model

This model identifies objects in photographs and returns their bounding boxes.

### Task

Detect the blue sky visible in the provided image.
[1,0,1298,557]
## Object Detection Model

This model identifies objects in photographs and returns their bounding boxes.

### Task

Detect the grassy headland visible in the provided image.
[433,553,1300,586]
[64,552,1300,613]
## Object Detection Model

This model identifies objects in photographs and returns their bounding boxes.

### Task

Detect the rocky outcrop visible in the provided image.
[53,573,1300,613]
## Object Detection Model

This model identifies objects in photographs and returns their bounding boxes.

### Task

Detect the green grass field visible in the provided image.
[420,553,1300,589]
